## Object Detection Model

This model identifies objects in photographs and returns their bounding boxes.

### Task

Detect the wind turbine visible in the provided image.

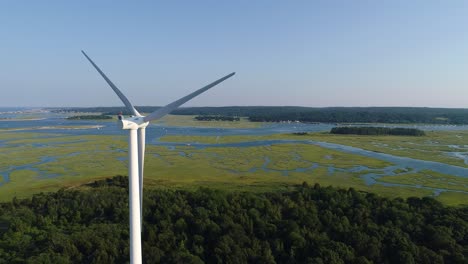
[81,51,235,264]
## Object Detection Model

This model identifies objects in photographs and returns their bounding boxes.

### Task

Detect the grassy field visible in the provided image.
[379,170,468,192]
[1,131,467,206]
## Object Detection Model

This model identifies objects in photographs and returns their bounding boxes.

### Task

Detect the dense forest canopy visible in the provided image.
[194,115,240,121]
[330,127,426,136]
[53,106,468,124]
[0,176,466,263]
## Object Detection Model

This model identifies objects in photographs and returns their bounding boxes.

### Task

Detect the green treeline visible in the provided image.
[0,177,466,263]
[194,115,240,121]
[330,127,426,136]
[66,115,112,120]
[245,107,468,124]
[54,106,468,124]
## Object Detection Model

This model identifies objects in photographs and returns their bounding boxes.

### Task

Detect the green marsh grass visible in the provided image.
[379,170,468,192]
[0,132,467,205]
[163,131,468,168]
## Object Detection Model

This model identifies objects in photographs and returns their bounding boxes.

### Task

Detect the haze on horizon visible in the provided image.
[1,1,468,108]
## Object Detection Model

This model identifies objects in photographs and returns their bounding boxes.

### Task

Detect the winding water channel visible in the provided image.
[1,113,468,196]
[149,139,468,196]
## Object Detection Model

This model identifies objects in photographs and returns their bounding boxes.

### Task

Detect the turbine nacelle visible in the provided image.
[120,116,149,130]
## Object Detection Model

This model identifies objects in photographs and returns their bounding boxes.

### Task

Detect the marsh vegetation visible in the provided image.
[1,131,468,205]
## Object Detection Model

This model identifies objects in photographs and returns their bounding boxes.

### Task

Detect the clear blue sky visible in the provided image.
[1,0,468,108]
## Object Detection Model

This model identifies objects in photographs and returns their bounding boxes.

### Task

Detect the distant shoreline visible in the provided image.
[0,125,104,131]
[0,118,46,121]
[53,106,468,125]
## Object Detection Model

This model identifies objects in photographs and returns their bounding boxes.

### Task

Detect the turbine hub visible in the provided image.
[119,116,149,130]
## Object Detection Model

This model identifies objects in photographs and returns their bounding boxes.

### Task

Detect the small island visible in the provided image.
[330,126,425,136]
[292,132,309,135]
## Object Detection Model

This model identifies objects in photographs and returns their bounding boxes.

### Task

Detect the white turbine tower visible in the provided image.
[81,51,235,264]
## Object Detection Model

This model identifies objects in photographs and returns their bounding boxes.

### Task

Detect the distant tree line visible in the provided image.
[0,176,466,263]
[245,107,468,124]
[330,127,426,136]
[194,115,240,121]
[52,106,468,124]
[66,115,112,120]
[292,132,309,135]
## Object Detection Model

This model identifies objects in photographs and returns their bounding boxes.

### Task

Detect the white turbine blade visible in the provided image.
[81,50,141,116]
[137,127,146,229]
[143,72,235,122]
